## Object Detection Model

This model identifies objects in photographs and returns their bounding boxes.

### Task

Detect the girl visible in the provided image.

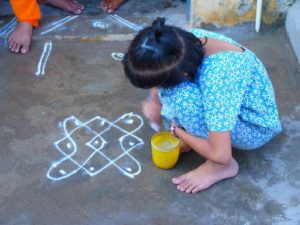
[122,18,282,194]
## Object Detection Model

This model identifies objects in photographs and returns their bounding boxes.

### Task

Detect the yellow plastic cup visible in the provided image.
[151,131,180,169]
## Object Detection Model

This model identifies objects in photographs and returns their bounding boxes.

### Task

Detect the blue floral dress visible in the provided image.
[158,29,282,150]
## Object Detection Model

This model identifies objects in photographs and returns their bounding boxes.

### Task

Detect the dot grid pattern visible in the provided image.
[47,113,144,181]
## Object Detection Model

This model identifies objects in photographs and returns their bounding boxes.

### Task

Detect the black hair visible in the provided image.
[123,17,205,89]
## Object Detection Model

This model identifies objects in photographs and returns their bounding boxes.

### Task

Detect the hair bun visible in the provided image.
[152,17,165,42]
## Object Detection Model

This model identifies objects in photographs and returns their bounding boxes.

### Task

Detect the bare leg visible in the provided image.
[172,158,239,194]
[8,22,32,54]
[100,0,126,13]
[38,0,84,14]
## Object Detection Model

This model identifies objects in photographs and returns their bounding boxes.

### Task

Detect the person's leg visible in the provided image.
[100,0,126,13]
[9,0,41,54]
[172,158,239,194]
[38,0,84,14]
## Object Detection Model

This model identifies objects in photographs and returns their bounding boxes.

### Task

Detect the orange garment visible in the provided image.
[10,0,41,27]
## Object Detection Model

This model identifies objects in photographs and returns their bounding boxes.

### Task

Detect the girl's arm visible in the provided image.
[149,88,160,103]
[174,127,232,165]
[142,88,162,124]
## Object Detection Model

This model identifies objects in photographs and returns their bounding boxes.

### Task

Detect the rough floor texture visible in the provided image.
[0,1,299,225]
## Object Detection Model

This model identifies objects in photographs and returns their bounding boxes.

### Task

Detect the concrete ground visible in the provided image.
[0,1,300,225]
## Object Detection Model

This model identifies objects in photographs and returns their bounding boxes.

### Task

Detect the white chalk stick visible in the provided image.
[149,121,160,132]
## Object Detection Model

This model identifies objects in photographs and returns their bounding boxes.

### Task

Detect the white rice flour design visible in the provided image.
[111,52,124,61]
[0,17,17,37]
[47,113,144,181]
[92,21,110,29]
[35,41,53,76]
[40,16,79,35]
[110,14,143,31]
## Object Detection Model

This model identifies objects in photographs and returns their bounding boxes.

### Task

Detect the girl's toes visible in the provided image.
[172,175,186,185]
[185,184,195,193]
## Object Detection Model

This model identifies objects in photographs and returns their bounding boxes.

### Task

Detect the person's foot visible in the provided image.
[100,0,126,13]
[8,22,33,54]
[172,158,239,194]
[38,0,84,14]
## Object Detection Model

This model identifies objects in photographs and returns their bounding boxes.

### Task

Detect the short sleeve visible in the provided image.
[200,53,250,132]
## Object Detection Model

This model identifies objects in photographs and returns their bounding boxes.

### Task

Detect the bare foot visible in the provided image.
[172,158,239,194]
[38,0,84,14]
[8,22,33,54]
[100,0,126,13]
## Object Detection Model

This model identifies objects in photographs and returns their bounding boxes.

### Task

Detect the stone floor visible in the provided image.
[0,1,300,225]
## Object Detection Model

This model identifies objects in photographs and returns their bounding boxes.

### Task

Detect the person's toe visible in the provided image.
[101,5,108,11]
[172,175,186,185]
[72,1,84,10]
[178,180,190,192]
[192,181,211,193]
[20,46,29,54]
[10,41,17,52]
[13,43,21,53]
[8,38,14,49]
[63,1,82,14]
[73,9,82,14]
[70,5,83,14]
[106,4,112,11]
[185,184,195,193]
[191,186,202,194]
[106,4,113,12]
[100,1,107,9]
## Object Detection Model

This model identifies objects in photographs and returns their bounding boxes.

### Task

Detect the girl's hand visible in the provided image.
[142,98,162,124]
[170,122,179,138]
